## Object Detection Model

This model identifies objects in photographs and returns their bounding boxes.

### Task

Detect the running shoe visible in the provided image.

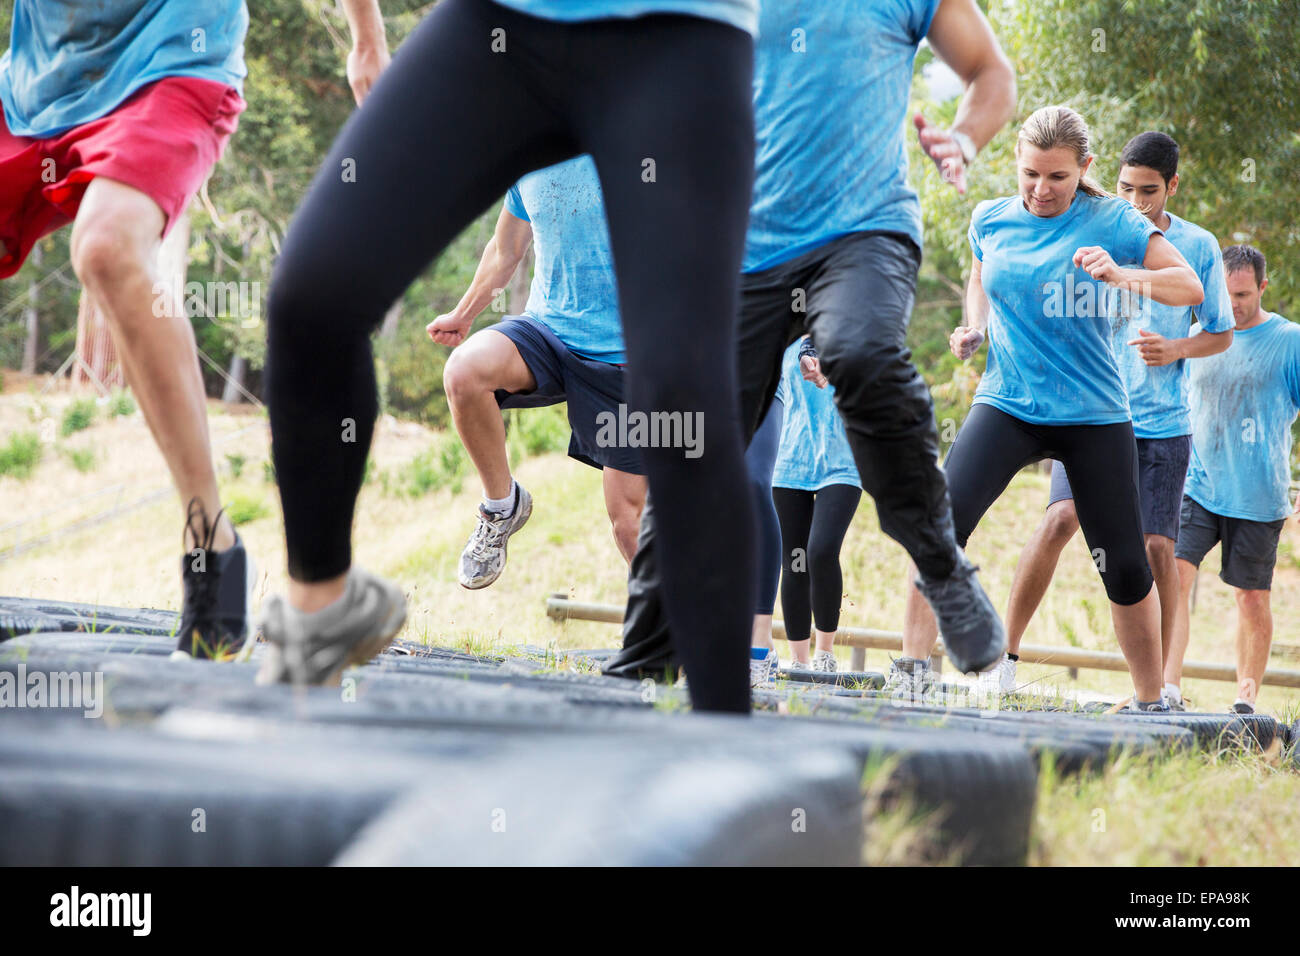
[810,650,837,673]
[1127,698,1171,713]
[883,657,932,703]
[749,649,776,687]
[458,483,533,589]
[1232,699,1255,715]
[171,498,256,662]
[915,550,1005,675]
[255,566,407,686]
[786,657,810,671]
[977,654,1017,696]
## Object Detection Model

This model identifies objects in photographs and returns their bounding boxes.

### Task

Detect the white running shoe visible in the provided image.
[977,655,1017,696]
[749,650,776,687]
[458,484,533,589]
[810,650,837,673]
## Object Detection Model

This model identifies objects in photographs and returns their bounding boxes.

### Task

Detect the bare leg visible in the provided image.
[70,177,234,554]
[814,627,835,654]
[751,613,775,651]
[787,638,811,665]
[1164,558,1198,687]
[1109,588,1163,701]
[602,466,647,563]
[1003,500,1079,654]
[1234,588,1273,707]
[1144,534,1179,668]
[901,564,940,659]
[442,328,536,500]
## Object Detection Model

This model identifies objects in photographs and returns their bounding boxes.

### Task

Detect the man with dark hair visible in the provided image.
[604,0,1018,685]
[987,130,1234,706]
[1168,244,1300,714]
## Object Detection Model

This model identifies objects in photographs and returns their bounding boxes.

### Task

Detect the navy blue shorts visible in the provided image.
[490,315,644,475]
[1047,434,1191,541]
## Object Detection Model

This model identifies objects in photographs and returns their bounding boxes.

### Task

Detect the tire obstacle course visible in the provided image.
[1,595,1294,866]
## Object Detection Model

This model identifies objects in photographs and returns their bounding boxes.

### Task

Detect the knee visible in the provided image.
[442,346,489,403]
[1042,501,1080,545]
[1102,553,1154,606]
[70,218,150,299]
[1145,535,1175,569]
[1235,588,1270,614]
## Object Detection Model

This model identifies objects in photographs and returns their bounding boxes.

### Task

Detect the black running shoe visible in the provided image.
[172,498,255,661]
[915,550,1006,675]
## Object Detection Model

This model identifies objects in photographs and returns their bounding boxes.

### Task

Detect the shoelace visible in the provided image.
[468,510,510,559]
[180,498,228,653]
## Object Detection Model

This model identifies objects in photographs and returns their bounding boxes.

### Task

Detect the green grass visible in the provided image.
[60,445,97,473]
[108,389,136,418]
[60,397,97,437]
[0,430,42,479]
[222,489,270,526]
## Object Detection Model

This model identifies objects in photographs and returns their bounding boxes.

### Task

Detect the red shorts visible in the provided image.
[0,76,245,279]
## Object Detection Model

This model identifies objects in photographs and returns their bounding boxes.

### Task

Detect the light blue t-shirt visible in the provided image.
[1184,314,1300,522]
[772,341,862,491]
[0,0,248,138]
[491,1,758,36]
[968,192,1162,425]
[744,0,940,273]
[504,155,625,365]
[1108,213,1235,439]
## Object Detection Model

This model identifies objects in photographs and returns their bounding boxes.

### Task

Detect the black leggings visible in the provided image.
[946,404,1153,605]
[265,0,757,712]
[773,484,861,641]
[745,399,784,615]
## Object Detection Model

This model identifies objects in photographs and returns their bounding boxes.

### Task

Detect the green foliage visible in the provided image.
[399,439,471,497]
[60,445,97,473]
[224,490,270,526]
[225,453,246,479]
[108,389,136,418]
[506,405,571,467]
[59,398,96,437]
[0,431,42,479]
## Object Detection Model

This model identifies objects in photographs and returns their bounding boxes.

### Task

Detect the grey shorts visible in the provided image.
[1174,495,1284,590]
[1048,434,1191,541]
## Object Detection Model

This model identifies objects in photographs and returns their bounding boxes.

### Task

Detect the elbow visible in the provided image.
[1182,268,1204,307]
[1212,329,1234,354]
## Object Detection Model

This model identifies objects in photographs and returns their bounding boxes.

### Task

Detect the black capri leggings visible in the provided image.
[773,484,861,641]
[265,0,757,712]
[945,404,1153,605]
[746,399,784,615]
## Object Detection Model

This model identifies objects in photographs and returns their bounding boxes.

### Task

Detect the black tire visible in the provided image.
[0,596,178,638]
[776,669,886,689]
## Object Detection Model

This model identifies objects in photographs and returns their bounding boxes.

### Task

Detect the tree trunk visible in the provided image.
[21,245,40,374]
[221,354,248,403]
[73,211,190,392]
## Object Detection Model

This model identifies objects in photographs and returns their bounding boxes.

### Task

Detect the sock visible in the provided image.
[1163,682,1181,702]
[483,480,517,517]
[1007,653,1019,662]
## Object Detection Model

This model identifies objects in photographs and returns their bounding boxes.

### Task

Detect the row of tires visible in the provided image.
[2,599,1297,866]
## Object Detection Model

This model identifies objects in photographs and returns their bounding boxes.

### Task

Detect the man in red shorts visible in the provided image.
[0,1,262,659]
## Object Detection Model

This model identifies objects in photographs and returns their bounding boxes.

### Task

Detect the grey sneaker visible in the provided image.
[1232,699,1255,715]
[884,657,933,703]
[810,650,837,673]
[1127,698,1171,713]
[458,484,533,589]
[255,566,407,687]
[915,551,1005,675]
